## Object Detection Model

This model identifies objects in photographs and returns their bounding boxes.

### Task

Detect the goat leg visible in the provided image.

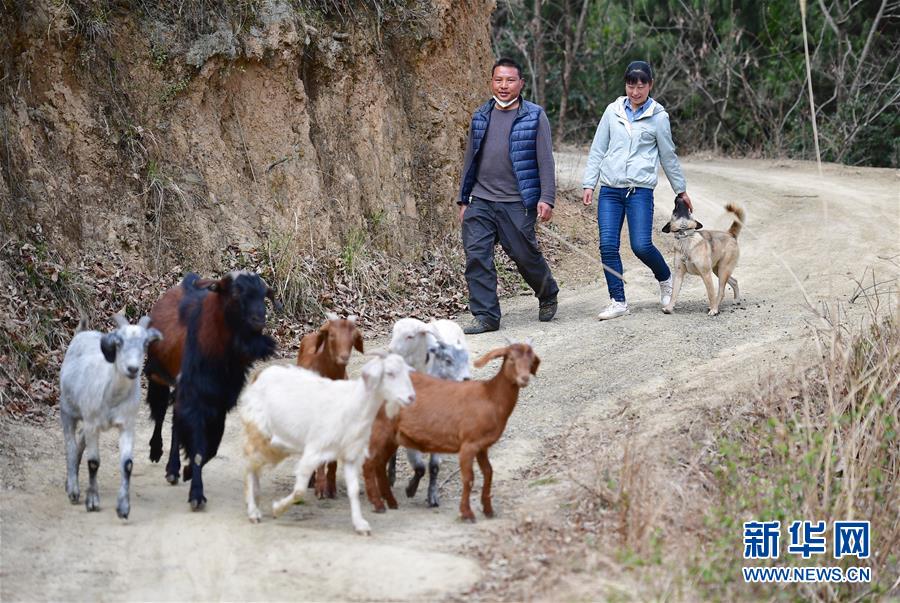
[405,449,426,499]
[272,454,318,518]
[314,465,328,499]
[326,461,338,499]
[476,450,494,518]
[84,427,101,512]
[362,458,386,513]
[387,452,397,487]
[344,460,371,535]
[245,462,263,523]
[61,409,82,504]
[458,446,478,522]
[165,419,181,485]
[426,454,441,508]
[116,426,134,520]
[146,380,170,462]
[186,429,207,511]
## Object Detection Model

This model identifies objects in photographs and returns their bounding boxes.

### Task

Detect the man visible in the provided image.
[457,57,559,335]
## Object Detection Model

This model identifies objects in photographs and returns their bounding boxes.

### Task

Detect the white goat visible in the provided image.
[387,318,472,506]
[59,314,162,518]
[240,353,415,534]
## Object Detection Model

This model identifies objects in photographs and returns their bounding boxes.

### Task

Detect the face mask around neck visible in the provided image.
[493,95,519,109]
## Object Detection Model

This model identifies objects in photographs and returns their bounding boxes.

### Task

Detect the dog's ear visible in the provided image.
[662,222,671,233]
[694,221,704,230]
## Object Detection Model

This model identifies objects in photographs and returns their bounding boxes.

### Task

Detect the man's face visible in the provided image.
[491,66,524,105]
[625,79,653,107]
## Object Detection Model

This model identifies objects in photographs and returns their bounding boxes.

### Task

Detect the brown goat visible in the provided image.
[296,314,364,499]
[363,343,539,522]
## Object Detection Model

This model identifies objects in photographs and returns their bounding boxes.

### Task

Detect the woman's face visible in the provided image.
[625,79,653,107]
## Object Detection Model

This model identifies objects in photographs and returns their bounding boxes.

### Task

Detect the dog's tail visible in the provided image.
[725,203,745,238]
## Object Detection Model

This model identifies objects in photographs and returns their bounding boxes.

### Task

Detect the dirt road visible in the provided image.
[2,156,897,601]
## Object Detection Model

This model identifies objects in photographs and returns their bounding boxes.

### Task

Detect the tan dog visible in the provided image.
[661,196,744,316]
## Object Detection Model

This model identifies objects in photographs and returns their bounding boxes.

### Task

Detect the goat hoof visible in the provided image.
[427,499,440,508]
[165,473,179,485]
[354,521,372,535]
[85,493,100,512]
[189,497,206,511]
[405,485,418,499]
[67,490,80,504]
[459,514,476,524]
[149,446,162,463]
[483,509,495,518]
[116,501,130,520]
[373,506,386,514]
[248,512,262,524]
[327,488,337,499]
[708,309,719,317]
[662,306,673,314]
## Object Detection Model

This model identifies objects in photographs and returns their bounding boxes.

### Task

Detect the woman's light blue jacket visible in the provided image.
[582,96,686,194]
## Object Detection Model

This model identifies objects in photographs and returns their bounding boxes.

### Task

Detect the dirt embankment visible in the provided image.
[1,157,897,601]
[1,1,492,267]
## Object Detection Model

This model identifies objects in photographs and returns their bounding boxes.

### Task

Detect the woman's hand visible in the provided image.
[582,188,594,206]
[679,191,694,212]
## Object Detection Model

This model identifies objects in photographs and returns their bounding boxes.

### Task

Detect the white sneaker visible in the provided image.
[597,300,628,320]
[659,276,673,307]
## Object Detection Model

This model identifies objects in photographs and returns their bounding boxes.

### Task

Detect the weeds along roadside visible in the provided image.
[0,220,571,422]
[462,294,897,602]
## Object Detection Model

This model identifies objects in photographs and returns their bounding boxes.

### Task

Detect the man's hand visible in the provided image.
[679,191,694,212]
[582,188,594,206]
[537,201,553,222]
[458,204,467,222]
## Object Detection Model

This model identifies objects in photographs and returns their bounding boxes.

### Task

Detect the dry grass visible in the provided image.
[462,292,898,602]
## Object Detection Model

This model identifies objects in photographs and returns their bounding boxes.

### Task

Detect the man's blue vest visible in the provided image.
[460,98,543,209]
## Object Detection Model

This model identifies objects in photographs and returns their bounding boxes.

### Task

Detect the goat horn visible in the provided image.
[347,314,358,323]
[524,337,534,346]
[325,311,339,321]
[138,315,152,329]
[113,313,129,328]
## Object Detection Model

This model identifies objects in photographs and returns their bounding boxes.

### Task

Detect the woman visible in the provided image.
[581,60,693,320]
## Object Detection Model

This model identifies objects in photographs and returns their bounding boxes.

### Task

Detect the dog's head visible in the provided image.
[661,194,703,233]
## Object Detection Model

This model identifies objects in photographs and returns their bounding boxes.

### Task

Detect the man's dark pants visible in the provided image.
[462,197,559,327]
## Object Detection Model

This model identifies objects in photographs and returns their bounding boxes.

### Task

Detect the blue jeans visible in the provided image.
[597,186,671,302]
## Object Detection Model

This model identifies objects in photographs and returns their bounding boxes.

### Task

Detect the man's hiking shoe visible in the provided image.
[462,317,499,335]
[538,298,558,322]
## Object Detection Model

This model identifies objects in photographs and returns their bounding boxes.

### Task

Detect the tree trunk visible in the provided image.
[529,0,545,106]
[557,0,592,142]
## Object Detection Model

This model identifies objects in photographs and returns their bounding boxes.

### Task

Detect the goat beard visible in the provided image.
[384,399,402,420]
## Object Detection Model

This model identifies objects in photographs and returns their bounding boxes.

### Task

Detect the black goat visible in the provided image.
[146,271,276,510]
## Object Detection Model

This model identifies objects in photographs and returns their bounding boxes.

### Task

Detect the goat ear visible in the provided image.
[361,360,383,391]
[147,328,163,343]
[194,278,222,291]
[473,346,509,368]
[530,354,541,375]
[661,222,671,233]
[353,329,365,354]
[100,333,120,363]
[694,220,704,230]
[138,315,152,329]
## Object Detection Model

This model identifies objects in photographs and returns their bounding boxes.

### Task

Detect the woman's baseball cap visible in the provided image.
[625,60,653,81]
